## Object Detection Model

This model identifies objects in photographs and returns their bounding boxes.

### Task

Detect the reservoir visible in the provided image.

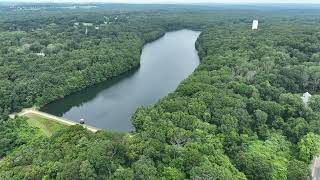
[41,29,201,132]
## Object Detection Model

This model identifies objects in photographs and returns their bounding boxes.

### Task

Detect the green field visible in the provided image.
[26,115,66,137]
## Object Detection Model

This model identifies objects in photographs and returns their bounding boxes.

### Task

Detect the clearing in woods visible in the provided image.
[12,108,100,133]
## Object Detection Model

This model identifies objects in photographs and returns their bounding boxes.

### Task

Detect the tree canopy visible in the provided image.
[1,4,320,180]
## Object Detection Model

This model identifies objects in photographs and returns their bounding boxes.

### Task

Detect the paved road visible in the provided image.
[14,108,99,133]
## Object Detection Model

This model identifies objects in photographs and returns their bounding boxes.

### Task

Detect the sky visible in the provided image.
[2,0,320,4]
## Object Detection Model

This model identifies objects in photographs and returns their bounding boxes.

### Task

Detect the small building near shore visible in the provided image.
[80,118,85,124]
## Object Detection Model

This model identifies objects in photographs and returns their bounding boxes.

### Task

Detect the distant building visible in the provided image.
[82,22,93,26]
[35,52,45,56]
[73,22,79,29]
[104,16,109,24]
[252,20,259,30]
[9,113,16,119]
[302,92,312,106]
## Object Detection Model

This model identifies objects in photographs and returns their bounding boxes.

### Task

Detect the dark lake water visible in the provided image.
[41,29,201,132]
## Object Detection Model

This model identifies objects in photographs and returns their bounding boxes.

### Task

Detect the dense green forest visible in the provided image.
[1,4,320,179]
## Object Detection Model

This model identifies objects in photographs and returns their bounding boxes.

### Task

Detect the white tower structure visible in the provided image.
[302,92,312,106]
[252,20,259,30]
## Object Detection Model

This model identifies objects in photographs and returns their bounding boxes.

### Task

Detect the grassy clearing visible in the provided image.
[26,114,66,137]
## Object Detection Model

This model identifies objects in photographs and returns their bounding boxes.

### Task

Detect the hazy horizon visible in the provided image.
[1,0,320,4]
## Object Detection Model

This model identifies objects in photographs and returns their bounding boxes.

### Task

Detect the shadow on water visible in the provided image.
[40,68,139,116]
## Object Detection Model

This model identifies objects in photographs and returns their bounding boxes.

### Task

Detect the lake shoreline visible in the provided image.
[42,29,201,132]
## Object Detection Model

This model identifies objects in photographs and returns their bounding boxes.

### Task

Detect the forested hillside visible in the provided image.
[131,24,320,179]
[0,9,168,117]
[1,4,320,179]
[0,6,232,118]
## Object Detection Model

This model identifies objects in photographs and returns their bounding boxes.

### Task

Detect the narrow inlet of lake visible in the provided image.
[41,29,201,132]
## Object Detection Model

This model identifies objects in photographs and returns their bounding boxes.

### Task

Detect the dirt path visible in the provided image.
[14,108,100,133]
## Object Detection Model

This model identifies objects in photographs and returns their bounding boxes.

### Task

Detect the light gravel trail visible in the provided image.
[14,108,99,133]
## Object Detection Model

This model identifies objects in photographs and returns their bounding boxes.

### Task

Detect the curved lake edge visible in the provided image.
[41,29,201,132]
[39,34,167,108]
[38,29,197,110]
[40,65,141,110]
